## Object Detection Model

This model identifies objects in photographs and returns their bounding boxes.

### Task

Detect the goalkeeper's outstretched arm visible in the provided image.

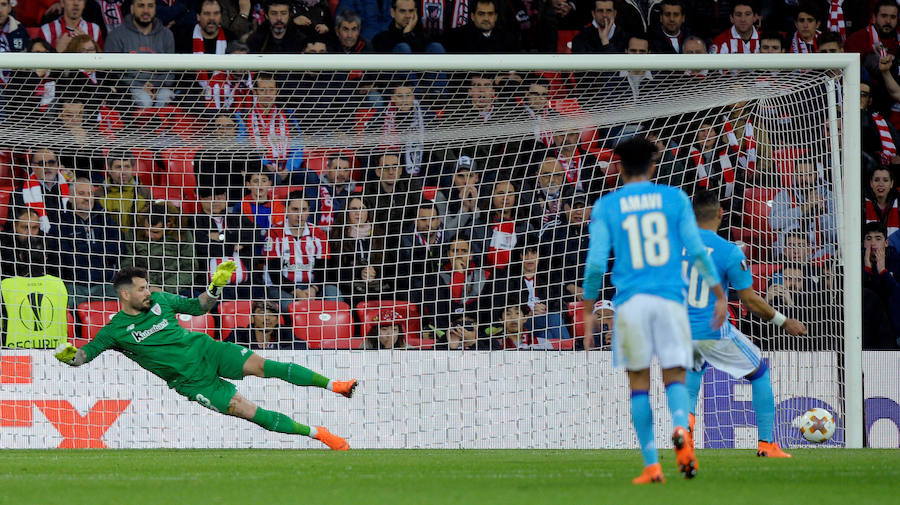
[199,260,238,312]
[736,287,808,336]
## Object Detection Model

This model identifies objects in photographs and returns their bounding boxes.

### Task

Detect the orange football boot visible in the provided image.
[332,379,359,399]
[757,441,792,458]
[313,426,349,451]
[672,426,698,479]
[632,463,665,484]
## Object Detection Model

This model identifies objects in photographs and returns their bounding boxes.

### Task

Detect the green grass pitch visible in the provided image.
[1,449,895,505]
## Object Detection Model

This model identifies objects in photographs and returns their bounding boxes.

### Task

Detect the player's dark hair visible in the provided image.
[692,189,720,222]
[875,0,899,16]
[816,31,842,49]
[614,135,657,178]
[112,266,148,293]
[864,220,888,239]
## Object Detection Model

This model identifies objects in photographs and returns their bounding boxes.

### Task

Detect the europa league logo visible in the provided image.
[18,292,53,332]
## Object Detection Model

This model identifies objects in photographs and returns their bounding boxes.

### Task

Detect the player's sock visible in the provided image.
[251,407,313,436]
[630,390,658,466]
[685,368,704,417]
[747,362,775,443]
[664,381,690,429]
[263,360,330,389]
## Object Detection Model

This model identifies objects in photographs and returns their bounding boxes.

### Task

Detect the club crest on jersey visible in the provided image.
[150,303,161,315]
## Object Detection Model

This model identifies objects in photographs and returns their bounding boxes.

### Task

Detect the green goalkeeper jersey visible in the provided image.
[81,291,213,388]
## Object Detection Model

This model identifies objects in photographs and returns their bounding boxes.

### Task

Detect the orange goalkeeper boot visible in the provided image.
[672,426,698,479]
[332,379,358,399]
[632,463,665,484]
[314,426,349,451]
[757,441,792,458]
[688,413,696,449]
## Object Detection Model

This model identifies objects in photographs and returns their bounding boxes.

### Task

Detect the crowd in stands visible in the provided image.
[0,0,881,349]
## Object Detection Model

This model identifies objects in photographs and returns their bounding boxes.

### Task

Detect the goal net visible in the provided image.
[0,53,860,449]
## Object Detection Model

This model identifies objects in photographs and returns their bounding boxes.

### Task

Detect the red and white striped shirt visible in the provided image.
[827,0,845,41]
[40,18,103,49]
[712,25,758,54]
[865,197,900,237]
[265,223,330,284]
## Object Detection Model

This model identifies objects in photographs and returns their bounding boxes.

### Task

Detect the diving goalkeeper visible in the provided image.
[53,263,357,450]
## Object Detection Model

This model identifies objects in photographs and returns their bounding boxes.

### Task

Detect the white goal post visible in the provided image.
[0,52,861,449]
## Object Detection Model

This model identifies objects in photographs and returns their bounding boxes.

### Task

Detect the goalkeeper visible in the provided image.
[54,263,357,450]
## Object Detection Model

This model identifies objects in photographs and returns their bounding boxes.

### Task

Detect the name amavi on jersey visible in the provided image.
[619,193,663,213]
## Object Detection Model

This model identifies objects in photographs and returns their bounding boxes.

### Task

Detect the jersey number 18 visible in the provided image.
[622,212,670,269]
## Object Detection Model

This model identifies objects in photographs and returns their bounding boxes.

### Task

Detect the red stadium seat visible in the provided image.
[76,301,121,342]
[0,150,14,189]
[356,300,433,349]
[289,300,359,349]
[557,30,578,53]
[547,338,575,350]
[773,147,807,187]
[750,263,782,295]
[176,312,216,338]
[218,300,285,341]
[303,148,330,175]
[271,185,306,202]
[737,187,779,256]
[568,301,586,339]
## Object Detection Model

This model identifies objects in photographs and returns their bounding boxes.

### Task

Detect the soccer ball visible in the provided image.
[796,408,836,443]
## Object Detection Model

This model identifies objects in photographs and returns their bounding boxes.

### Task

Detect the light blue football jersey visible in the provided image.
[583,181,720,305]
[683,228,753,340]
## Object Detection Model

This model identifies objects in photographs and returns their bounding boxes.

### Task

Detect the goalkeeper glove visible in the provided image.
[207,260,237,298]
[54,343,78,366]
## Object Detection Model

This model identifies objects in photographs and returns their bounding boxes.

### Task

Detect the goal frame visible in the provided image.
[0,52,862,448]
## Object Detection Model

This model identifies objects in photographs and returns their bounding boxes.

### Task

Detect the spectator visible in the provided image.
[247,0,305,53]
[710,2,759,54]
[764,262,822,344]
[226,300,302,350]
[291,0,332,39]
[0,208,62,279]
[443,155,486,245]
[861,80,900,167]
[192,182,260,300]
[770,158,837,258]
[571,0,630,54]
[2,39,59,117]
[154,0,196,34]
[237,72,301,173]
[372,0,442,53]
[507,0,557,52]
[862,221,900,349]
[646,126,685,189]
[59,34,118,113]
[443,0,517,52]
[523,156,566,235]
[234,167,284,232]
[599,35,654,102]
[435,312,482,349]
[328,196,395,304]
[264,193,340,312]
[0,0,29,53]
[41,0,104,52]
[549,192,590,304]
[773,230,829,267]
[492,239,570,341]
[553,0,587,31]
[56,177,121,309]
[816,30,842,54]
[105,0,176,107]
[865,167,900,237]
[490,305,552,350]
[330,8,372,53]
[395,200,448,313]
[121,202,196,295]
[681,119,733,198]
[367,82,432,178]
[681,33,705,54]
[363,310,407,349]
[434,236,492,331]
[583,299,614,350]
[546,116,601,197]
[759,31,785,53]
[844,0,898,58]
[96,151,151,232]
[790,2,821,53]
[443,72,497,125]
[362,151,445,236]
[304,151,360,232]
[336,0,392,41]
[12,147,71,234]
[176,0,232,54]
[648,0,691,54]
[482,180,530,273]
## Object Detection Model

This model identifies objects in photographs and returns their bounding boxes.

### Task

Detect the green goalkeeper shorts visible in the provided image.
[176,341,254,413]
